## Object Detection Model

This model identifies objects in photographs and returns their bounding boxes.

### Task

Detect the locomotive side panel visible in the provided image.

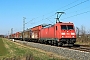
[48,26,55,38]
[40,26,55,39]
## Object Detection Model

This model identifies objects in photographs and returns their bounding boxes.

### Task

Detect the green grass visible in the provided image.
[2,39,32,57]
[0,38,69,60]
[0,38,8,56]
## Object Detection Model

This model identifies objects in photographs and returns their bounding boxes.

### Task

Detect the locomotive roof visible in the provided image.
[56,22,74,25]
[57,22,73,23]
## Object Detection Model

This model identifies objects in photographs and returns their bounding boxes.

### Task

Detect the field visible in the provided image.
[0,38,8,56]
[0,38,69,60]
[76,37,90,46]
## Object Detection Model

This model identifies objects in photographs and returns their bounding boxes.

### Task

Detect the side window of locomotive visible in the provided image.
[67,25,74,30]
[56,26,57,30]
[61,25,67,30]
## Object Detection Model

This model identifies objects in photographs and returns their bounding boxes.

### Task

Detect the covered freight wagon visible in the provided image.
[29,25,42,42]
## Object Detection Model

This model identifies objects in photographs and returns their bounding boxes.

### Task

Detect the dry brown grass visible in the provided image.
[76,36,90,46]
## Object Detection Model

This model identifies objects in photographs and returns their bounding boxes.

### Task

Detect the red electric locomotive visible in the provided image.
[39,22,76,46]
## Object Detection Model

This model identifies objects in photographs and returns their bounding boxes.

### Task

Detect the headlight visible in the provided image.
[62,36,64,38]
[71,33,75,35]
[72,36,75,38]
[61,33,65,35]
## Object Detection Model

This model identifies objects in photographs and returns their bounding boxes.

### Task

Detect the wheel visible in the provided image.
[68,43,74,47]
[45,41,48,44]
[58,42,63,47]
[53,41,57,46]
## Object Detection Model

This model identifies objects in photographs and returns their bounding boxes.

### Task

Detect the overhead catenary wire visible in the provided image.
[28,14,55,26]
[44,0,89,23]
[63,0,89,11]
[60,5,90,20]
[38,0,80,23]
[45,18,55,24]
[66,5,90,14]
[61,10,90,20]
[27,14,56,25]
[25,0,79,24]
[27,9,90,27]
[43,0,79,16]
[43,0,88,20]
[43,0,89,23]
[25,17,39,24]
[25,0,89,27]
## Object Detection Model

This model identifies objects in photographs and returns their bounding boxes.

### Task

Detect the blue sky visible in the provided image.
[0,0,90,35]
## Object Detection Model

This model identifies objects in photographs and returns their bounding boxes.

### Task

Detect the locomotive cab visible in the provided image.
[55,22,76,46]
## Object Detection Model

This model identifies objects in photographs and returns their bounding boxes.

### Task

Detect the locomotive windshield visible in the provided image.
[61,25,74,30]
[67,25,74,30]
[61,25,67,30]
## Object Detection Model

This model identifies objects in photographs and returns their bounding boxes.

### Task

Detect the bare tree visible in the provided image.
[76,25,90,44]
[87,29,90,39]
[76,27,80,38]
[80,25,86,36]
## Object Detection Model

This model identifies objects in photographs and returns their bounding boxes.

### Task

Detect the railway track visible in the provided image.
[66,46,90,52]
[70,46,90,52]
[13,39,90,52]
[60,44,90,52]
[40,42,90,52]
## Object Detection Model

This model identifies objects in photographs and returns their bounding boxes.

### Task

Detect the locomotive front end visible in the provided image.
[56,22,76,46]
[60,24,76,44]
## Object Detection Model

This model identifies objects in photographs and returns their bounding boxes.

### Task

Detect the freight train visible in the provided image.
[9,22,76,46]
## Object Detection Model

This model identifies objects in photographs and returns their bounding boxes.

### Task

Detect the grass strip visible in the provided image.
[0,38,8,56]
